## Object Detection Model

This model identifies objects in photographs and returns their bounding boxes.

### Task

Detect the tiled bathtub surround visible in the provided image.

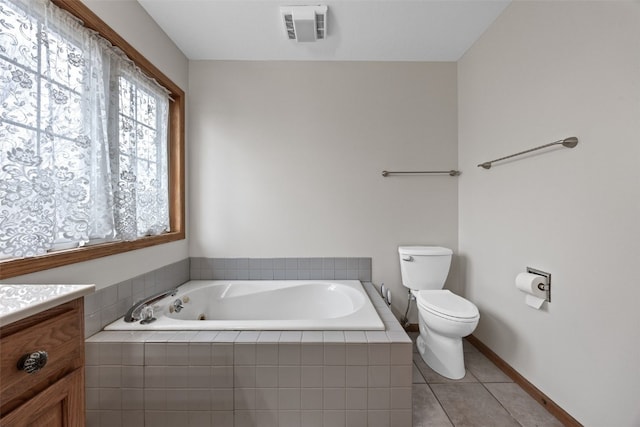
[85,283,412,427]
[190,257,373,282]
[83,259,190,337]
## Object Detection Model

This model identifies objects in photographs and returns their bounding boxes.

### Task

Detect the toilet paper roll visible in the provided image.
[515,272,548,309]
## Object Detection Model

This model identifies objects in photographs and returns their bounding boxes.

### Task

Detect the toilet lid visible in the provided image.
[416,290,479,319]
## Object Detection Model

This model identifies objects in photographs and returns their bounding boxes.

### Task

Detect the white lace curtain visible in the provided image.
[0,0,169,260]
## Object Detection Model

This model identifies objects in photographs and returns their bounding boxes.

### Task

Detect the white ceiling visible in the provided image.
[137,0,511,61]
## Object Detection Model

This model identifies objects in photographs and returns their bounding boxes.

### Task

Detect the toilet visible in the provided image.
[398,246,479,379]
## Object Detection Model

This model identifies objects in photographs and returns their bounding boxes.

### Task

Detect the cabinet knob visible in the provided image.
[17,351,48,374]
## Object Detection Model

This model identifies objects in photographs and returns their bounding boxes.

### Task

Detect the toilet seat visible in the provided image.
[416,290,479,321]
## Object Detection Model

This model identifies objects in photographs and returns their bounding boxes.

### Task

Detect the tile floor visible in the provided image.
[409,333,563,427]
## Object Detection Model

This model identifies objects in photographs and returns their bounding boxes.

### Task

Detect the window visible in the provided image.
[0,0,185,278]
[113,72,170,240]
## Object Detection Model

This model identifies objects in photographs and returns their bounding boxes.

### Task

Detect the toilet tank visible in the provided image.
[398,246,453,290]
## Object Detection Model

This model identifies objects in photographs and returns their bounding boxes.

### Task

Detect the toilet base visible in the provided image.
[417,324,466,380]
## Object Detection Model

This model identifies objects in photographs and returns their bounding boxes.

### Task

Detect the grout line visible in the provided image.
[466,335,579,426]
[467,356,523,426]
[425,381,456,426]
[477,380,524,427]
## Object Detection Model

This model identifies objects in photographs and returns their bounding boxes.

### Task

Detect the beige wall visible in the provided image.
[458,2,640,425]
[188,61,459,315]
[2,0,189,289]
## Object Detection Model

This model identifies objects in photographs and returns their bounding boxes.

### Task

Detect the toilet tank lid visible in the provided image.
[398,246,453,256]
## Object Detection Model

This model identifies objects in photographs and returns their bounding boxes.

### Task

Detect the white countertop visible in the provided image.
[0,284,95,327]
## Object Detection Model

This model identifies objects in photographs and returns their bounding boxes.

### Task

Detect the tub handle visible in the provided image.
[171,299,184,313]
[402,256,413,262]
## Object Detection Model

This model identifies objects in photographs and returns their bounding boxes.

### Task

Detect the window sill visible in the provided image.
[0,231,185,280]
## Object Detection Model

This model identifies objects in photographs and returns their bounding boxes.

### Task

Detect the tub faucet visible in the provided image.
[172,298,184,313]
[124,288,178,323]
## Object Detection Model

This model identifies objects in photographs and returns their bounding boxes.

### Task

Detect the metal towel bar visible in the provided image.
[381,170,461,177]
[477,137,578,170]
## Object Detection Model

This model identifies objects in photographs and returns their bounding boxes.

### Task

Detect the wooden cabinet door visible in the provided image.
[0,368,84,427]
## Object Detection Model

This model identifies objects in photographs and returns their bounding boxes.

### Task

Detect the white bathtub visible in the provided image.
[104,280,385,331]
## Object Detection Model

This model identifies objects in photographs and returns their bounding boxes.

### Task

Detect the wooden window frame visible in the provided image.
[0,0,185,280]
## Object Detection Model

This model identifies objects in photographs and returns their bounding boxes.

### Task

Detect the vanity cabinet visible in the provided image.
[0,298,85,426]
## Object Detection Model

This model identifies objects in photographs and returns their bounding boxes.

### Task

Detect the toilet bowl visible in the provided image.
[398,246,479,380]
[415,289,479,379]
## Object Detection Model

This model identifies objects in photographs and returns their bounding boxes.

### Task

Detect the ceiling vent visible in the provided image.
[280,5,327,42]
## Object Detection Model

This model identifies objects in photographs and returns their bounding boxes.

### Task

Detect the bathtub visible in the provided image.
[104,280,385,331]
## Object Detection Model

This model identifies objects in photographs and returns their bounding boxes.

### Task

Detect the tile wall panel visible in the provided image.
[190,257,372,282]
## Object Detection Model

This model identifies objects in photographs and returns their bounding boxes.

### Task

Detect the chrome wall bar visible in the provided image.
[381,170,461,177]
[477,136,578,170]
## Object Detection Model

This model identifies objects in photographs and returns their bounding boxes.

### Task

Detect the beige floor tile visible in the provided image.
[462,339,479,353]
[464,352,512,383]
[430,383,520,427]
[413,353,478,384]
[485,383,563,427]
[412,363,426,384]
[412,384,453,427]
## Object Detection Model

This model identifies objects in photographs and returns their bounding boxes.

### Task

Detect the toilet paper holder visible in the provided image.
[527,267,551,303]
